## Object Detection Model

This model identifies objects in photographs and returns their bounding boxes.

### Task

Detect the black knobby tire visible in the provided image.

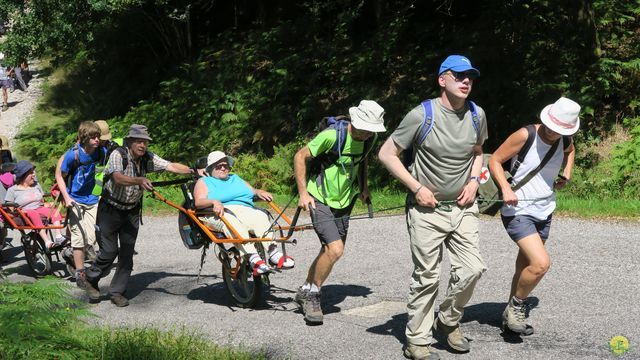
[221,246,263,308]
[23,233,52,277]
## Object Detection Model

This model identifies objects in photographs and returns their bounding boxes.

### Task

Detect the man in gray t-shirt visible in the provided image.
[379,55,487,360]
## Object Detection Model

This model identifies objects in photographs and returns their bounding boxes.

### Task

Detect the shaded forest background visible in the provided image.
[0,0,638,198]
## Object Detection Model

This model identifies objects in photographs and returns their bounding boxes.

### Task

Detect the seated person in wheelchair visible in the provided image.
[4,160,66,249]
[193,151,294,275]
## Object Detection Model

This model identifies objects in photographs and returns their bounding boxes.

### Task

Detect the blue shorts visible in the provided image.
[501,214,552,242]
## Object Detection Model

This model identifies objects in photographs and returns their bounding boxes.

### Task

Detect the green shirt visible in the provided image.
[307,129,365,209]
[391,98,488,201]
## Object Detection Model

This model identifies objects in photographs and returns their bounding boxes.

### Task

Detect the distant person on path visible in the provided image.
[85,124,192,307]
[378,55,487,359]
[56,121,105,297]
[488,97,579,336]
[293,100,386,325]
[12,60,29,91]
[0,65,13,111]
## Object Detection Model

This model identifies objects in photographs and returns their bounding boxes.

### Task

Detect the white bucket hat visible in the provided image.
[348,100,386,133]
[206,151,235,169]
[539,97,581,136]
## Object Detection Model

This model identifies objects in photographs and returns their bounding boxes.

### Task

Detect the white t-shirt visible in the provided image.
[500,134,566,219]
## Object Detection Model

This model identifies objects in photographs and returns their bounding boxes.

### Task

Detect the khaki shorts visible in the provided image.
[69,202,98,249]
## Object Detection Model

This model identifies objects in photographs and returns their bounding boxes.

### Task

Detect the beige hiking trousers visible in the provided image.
[204,204,275,255]
[405,202,486,346]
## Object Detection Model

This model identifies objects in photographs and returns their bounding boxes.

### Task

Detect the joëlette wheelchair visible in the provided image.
[149,176,312,308]
[0,194,79,277]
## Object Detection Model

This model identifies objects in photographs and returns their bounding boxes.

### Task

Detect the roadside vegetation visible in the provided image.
[1,1,636,219]
[0,276,265,360]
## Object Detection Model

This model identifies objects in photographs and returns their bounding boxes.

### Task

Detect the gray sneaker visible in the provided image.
[403,343,440,360]
[302,291,323,324]
[433,317,470,352]
[502,298,534,335]
[75,269,100,301]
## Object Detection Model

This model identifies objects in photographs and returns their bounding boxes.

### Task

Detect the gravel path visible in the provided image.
[0,61,45,142]
[2,213,638,360]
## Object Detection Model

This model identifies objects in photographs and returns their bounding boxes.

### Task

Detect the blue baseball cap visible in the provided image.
[438,55,480,77]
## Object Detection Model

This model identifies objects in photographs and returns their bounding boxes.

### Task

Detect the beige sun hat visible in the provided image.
[94,120,112,141]
[206,151,235,168]
[539,97,581,136]
[348,100,386,133]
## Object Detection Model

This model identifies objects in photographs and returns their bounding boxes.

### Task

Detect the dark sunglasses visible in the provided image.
[449,70,478,81]
[214,163,230,170]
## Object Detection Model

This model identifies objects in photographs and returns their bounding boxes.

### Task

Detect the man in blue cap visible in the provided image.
[379,55,488,359]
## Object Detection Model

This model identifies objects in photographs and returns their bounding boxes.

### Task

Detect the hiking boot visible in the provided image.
[502,297,534,335]
[302,291,323,324]
[403,343,440,360]
[294,286,308,306]
[110,293,130,307]
[75,269,100,301]
[433,317,470,352]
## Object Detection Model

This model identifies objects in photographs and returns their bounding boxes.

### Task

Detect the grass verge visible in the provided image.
[0,277,265,360]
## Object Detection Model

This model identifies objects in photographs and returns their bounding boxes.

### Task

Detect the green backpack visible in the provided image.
[92,138,123,196]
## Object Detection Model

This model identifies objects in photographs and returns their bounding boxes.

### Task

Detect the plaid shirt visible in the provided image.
[103,148,169,210]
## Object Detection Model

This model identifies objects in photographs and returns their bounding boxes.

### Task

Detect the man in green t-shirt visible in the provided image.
[379,55,488,360]
[293,100,386,325]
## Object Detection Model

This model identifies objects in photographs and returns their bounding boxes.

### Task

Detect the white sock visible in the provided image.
[310,283,320,293]
[249,253,261,264]
[302,282,311,291]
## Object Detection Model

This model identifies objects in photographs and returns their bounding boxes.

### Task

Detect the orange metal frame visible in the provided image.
[150,190,312,245]
[0,196,67,232]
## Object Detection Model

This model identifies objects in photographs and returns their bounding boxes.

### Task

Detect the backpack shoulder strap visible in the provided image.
[511,125,536,175]
[416,99,434,146]
[562,135,572,151]
[115,146,129,172]
[467,100,480,137]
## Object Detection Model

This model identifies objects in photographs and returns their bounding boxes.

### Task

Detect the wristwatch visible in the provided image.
[469,176,480,184]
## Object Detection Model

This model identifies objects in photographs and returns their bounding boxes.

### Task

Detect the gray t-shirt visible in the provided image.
[391,98,488,201]
[5,183,45,210]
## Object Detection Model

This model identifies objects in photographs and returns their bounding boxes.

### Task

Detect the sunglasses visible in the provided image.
[448,70,478,82]
[214,163,230,170]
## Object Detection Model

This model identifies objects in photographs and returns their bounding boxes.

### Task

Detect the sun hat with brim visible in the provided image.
[438,55,480,77]
[206,151,235,169]
[13,160,35,179]
[125,124,153,141]
[539,97,581,136]
[348,100,386,133]
[0,135,9,150]
[95,120,112,141]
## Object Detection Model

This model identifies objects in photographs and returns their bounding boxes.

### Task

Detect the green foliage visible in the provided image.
[611,117,640,197]
[93,327,265,360]
[0,279,265,360]
[0,277,94,359]
[5,0,640,201]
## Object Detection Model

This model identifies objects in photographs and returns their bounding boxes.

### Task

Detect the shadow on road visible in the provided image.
[126,271,222,300]
[365,297,540,346]
[321,284,373,315]
[366,312,408,344]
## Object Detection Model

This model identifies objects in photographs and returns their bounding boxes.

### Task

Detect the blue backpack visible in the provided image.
[308,116,377,195]
[403,99,480,169]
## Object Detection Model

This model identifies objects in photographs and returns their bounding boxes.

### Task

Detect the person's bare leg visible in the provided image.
[513,234,550,299]
[308,240,344,287]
